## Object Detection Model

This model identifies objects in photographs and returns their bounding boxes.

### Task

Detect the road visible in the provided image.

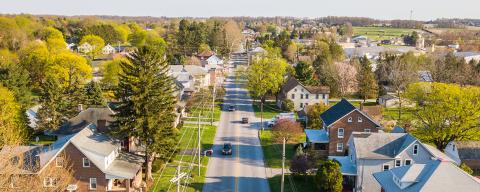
[203,71,270,192]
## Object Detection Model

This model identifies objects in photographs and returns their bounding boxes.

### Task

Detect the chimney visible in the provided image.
[78,104,83,112]
[404,123,411,133]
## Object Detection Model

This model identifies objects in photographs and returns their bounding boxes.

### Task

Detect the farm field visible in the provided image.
[353,27,415,40]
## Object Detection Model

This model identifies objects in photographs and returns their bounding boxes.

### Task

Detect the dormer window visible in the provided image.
[413,144,419,155]
[358,117,363,122]
[348,117,353,123]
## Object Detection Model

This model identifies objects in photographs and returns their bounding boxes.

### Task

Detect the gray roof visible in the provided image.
[305,129,329,143]
[373,160,480,192]
[391,126,406,133]
[454,141,480,160]
[53,107,115,135]
[169,65,208,76]
[454,51,480,58]
[320,99,356,127]
[344,46,418,58]
[352,132,417,159]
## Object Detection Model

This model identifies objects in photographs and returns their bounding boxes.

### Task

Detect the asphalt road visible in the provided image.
[203,72,270,192]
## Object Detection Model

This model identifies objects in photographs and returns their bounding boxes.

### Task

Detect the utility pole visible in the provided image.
[281,137,285,192]
[211,86,216,125]
[170,165,186,192]
[198,102,202,176]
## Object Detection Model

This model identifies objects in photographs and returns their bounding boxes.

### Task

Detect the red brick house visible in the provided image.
[306,99,382,156]
[2,124,143,191]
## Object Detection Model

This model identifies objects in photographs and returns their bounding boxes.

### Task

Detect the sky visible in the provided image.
[0,0,478,21]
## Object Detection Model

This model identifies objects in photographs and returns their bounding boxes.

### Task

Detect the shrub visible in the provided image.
[271,119,303,143]
[283,99,294,112]
[460,163,474,175]
[290,155,309,175]
[315,160,343,192]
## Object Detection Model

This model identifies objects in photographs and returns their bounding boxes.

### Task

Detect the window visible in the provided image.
[405,159,412,166]
[338,128,344,138]
[316,94,319,99]
[348,117,353,123]
[336,143,344,152]
[43,178,55,187]
[294,89,297,92]
[300,103,303,108]
[383,164,390,171]
[322,94,325,99]
[305,103,309,106]
[305,94,309,99]
[358,117,363,122]
[452,144,456,151]
[395,159,402,167]
[301,88,304,92]
[413,144,419,155]
[89,178,97,190]
[55,157,63,167]
[83,158,90,167]
[300,94,304,99]
[291,94,295,99]
[364,129,371,133]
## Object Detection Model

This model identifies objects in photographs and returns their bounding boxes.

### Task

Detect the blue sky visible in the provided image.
[0,0,477,20]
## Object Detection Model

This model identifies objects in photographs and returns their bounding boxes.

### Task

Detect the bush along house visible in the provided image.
[304,99,382,157]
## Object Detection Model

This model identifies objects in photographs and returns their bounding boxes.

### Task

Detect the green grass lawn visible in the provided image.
[353,26,415,41]
[268,174,317,192]
[252,101,286,120]
[259,130,306,168]
[151,123,217,191]
[29,134,56,145]
[383,107,415,122]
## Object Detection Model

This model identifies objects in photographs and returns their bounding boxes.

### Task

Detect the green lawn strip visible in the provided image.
[29,134,56,145]
[252,101,285,120]
[382,107,415,121]
[259,130,306,168]
[151,124,216,191]
[352,26,415,41]
[268,174,317,192]
[151,161,208,192]
[189,100,222,122]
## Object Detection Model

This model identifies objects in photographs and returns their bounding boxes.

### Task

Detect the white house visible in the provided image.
[277,78,330,111]
[169,65,210,89]
[102,44,116,55]
[454,52,480,63]
[78,42,93,54]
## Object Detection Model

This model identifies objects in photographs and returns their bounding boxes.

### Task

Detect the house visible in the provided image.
[454,52,480,63]
[102,44,116,55]
[1,125,144,191]
[319,99,382,156]
[444,141,480,175]
[171,67,195,97]
[276,78,330,111]
[373,159,480,192]
[26,105,41,129]
[378,94,415,108]
[169,65,210,89]
[49,107,115,138]
[78,42,93,54]
[329,132,456,192]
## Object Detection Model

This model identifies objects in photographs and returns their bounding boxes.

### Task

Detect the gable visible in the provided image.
[328,109,380,128]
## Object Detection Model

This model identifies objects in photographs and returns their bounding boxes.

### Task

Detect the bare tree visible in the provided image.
[223,20,243,54]
[335,61,357,97]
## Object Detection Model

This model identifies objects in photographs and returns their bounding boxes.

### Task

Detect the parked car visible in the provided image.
[222,143,232,155]
[267,113,295,127]
[241,117,249,124]
[228,105,236,111]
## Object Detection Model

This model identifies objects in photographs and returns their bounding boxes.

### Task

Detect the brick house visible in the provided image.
[2,124,143,191]
[306,99,382,156]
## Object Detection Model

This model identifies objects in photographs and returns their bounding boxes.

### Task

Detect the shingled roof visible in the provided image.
[352,132,418,159]
[455,141,480,160]
[320,99,356,126]
[279,77,330,99]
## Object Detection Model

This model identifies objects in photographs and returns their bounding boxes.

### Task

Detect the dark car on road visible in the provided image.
[222,143,232,155]
[228,105,236,111]
[241,117,249,124]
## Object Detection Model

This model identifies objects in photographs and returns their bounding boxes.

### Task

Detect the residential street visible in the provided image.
[203,70,270,192]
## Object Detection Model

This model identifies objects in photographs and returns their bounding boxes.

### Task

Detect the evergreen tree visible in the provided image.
[111,46,177,184]
[357,56,378,101]
[37,78,63,131]
[294,61,314,85]
[85,81,106,107]
[0,62,32,108]
[61,84,87,118]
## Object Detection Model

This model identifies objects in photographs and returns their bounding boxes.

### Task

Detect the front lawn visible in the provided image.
[253,101,286,120]
[383,107,415,122]
[29,134,56,145]
[268,174,317,192]
[259,130,306,168]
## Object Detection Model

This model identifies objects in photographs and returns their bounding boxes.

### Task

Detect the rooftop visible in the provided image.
[305,129,329,143]
[320,99,356,127]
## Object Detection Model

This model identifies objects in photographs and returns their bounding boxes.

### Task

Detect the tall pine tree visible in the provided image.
[85,81,106,107]
[357,56,378,101]
[111,46,177,184]
[37,77,63,131]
